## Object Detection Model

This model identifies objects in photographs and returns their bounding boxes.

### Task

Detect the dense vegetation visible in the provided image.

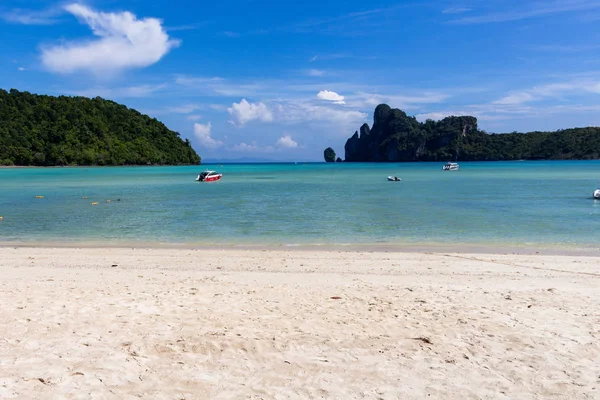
[0,89,201,166]
[335,104,600,162]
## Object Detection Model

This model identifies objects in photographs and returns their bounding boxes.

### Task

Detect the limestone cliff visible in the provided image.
[328,103,600,161]
[344,104,477,162]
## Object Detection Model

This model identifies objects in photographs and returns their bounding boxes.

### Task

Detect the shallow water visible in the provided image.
[0,161,599,248]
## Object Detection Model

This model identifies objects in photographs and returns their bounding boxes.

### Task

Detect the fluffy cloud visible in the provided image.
[41,3,179,75]
[276,135,298,148]
[227,99,273,126]
[193,122,222,148]
[317,90,345,104]
[223,95,366,134]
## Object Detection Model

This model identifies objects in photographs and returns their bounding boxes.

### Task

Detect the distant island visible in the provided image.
[0,89,201,166]
[323,147,342,163]
[325,104,600,162]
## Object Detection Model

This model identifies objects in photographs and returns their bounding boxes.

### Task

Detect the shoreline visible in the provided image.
[2,240,600,256]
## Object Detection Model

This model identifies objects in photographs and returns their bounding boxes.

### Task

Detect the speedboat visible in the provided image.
[196,170,222,182]
[594,189,600,199]
[442,162,459,171]
[387,176,401,181]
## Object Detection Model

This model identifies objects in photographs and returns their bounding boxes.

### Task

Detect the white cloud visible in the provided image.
[275,103,366,124]
[493,80,600,105]
[41,3,179,75]
[276,135,298,148]
[175,75,265,97]
[348,91,450,109]
[228,99,274,126]
[273,102,367,133]
[493,92,536,105]
[317,90,345,104]
[213,84,264,97]
[308,53,361,62]
[166,104,202,114]
[442,7,472,14]
[307,69,325,77]
[187,114,202,121]
[231,142,276,153]
[416,102,538,124]
[232,143,259,152]
[450,1,600,24]
[1,8,62,25]
[193,122,222,148]
[174,76,224,85]
[17,67,27,71]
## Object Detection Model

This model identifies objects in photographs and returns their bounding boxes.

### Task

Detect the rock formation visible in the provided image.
[324,147,336,162]
[329,103,600,162]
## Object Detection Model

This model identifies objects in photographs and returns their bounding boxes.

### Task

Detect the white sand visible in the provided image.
[0,247,598,399]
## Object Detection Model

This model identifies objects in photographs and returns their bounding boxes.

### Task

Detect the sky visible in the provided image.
[2,0,600,161]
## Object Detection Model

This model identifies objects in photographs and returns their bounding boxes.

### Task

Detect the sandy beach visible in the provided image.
[0,247,598,399]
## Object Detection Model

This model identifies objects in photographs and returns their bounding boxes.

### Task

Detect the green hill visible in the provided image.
[336,104,600,162]
[0,89,201,166]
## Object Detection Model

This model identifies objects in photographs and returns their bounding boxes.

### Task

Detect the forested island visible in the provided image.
[325,104,600,162]
[0,89,201,166]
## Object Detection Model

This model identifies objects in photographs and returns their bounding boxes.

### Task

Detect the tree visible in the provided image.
[0,89,201,166]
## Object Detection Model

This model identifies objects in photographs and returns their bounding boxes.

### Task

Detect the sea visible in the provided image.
[1,161,599,251]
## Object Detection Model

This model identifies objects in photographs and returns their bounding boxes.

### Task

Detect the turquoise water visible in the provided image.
[0,161,599,248]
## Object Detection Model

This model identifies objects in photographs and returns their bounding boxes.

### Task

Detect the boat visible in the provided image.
[442,162,459,171]
[594,189,600,199]
[196,170,222,182]
[387,176,401,181]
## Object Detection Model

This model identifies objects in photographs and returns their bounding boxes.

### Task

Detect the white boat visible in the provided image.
[196,170,222,182]
[387,176,401,181]
[442,162,459,171]
[594,189,600,199]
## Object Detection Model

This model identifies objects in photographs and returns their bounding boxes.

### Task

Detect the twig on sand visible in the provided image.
[412,337,433,345]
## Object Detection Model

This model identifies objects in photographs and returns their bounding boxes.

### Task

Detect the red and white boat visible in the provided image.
[196,170,222,182]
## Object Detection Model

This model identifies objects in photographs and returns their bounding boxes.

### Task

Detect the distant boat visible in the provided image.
[387,176,401,181]
[196,170,222,182]
[594,189,600,199]
[442,162,459,171]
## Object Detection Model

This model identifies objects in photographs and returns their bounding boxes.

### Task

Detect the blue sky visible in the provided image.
[2,0,600,161]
